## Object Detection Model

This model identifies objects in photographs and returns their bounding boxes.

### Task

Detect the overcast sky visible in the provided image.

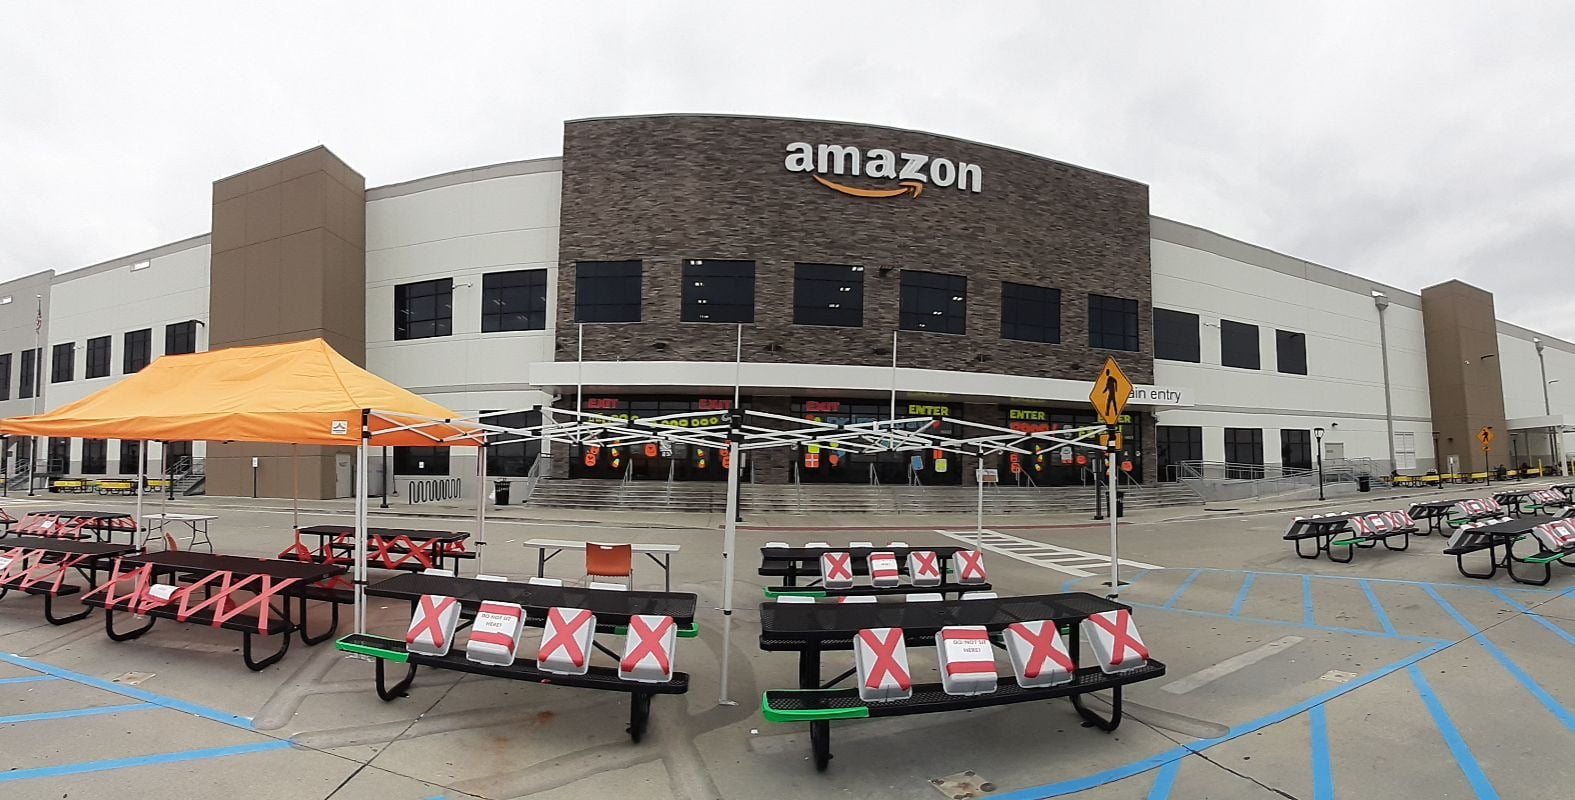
[2,2,1571,336]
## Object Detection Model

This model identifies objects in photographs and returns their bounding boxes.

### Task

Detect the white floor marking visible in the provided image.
[935,529,1161,577]
[1160,635,1305,694]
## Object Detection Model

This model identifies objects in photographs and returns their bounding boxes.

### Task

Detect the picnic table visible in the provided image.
[1443,515,1559,584]
[1407,499,1470,535]
[79,551,345,670]
[1492,490,1536,516]
[7,511,138,545]
[1282,513,1370,558]
[0,536,140,624]
[336,572,698,741]
[141,513,217,552]
[1554,484,1575,502]
[523,538,681,591]
[283,525,472,575]
[759,543,990,598]
[758,591,1166,770]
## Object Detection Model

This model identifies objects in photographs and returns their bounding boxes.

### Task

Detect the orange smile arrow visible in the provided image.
[812,175,925,198]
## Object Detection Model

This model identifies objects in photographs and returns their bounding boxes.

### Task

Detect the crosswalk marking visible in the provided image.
[936,529,1161,577]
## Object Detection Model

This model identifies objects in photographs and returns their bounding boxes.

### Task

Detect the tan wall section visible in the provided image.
[1422,281,1508,474]
[207,147,367,499]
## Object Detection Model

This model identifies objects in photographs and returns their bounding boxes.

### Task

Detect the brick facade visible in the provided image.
[554,114,1156,482]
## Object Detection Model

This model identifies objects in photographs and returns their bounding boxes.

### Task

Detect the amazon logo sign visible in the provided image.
[783,142,983,199]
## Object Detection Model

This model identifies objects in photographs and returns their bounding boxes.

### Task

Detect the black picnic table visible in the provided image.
[1407,499,1473,535]
[760,543,985,594]
[1553,484,1575,503]
[339,572,699,740]
[289,525,472,574]
[80,550,345,670]
[1283,512,1372,557]
[0,536,140,624]
[758,591,1167,770]
[1444,515,1561,584]
[6,511,139,545]
[1492,490,1536,516]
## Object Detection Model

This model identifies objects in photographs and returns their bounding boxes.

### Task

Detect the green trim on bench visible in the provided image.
[610,622,700,639]
[761,690,871,723]
[1519,553,1567,564]
[335,634,409,663]
[764,588,827,599]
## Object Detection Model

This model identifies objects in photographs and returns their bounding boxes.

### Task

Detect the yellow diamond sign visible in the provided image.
[1090,357,1133,426]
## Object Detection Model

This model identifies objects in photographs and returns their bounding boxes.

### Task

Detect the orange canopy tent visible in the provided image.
[0,338,477,447]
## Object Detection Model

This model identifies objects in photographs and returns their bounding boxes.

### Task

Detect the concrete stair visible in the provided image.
[523,479,1201,515]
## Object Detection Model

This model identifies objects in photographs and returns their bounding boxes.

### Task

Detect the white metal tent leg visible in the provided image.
[354,438,369,635]
[717,439,740,706]
[975,453,984,546]
[1107,447,1119,599]
[135,441,145,544]
[292,444,299,532]
[476,444,488,574]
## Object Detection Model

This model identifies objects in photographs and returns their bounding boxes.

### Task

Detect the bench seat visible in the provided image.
[763,582,991,599]
[0,579,82,597]
[762,660,1166,722]
[81,595,296,636]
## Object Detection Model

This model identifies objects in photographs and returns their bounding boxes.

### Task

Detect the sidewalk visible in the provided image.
[7,476,1562,531]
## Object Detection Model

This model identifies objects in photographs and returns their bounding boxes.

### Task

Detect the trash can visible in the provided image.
[1357,475,1371,493]
[493,479,511,507]
[1116,491,1126,518]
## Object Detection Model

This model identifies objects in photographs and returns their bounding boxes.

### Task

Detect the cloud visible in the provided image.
[1,1,1571,336]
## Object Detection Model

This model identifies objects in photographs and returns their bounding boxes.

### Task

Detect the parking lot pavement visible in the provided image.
[4,494,1575,798]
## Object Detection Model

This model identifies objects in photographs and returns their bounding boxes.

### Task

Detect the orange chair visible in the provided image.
[585,543,634,589]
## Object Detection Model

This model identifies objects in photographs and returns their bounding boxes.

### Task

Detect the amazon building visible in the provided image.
[1,114,1572,499]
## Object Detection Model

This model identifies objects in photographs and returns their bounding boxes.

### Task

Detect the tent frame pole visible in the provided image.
[717,413,742,706]
[475,443,488,574]
[134,440,145,543]
[354,410,370,636]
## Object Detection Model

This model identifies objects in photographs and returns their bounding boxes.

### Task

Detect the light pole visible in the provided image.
[1314,427,1325,501]
[1373,292,1396,472]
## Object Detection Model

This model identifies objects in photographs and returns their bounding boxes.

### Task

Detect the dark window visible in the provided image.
[86,336,111,379]
[119,440,141,475]
[47,437,69,474]
[1001,282,1061,343]
[1277,330,1308,375]
[482,269,548,332]
[900,271,967,334]
[575,261,642,323]
[1220,319,1260,369]
[0,353,10,401]
[51,342,74,383]
[163,441,191,473]
[19,349,38,399]
[1156,425,1203,482]
[165,321,198,355]
[1225,428,1265,479]
[394,279,453,340]
[682,260,755,323]
[793,263,865,327]
[1154,308,1201,362]
[81,439,107,474]
[483,410,542,477]
[1281,429,1312,470]
[394,447,449,476]
[124,329,152,373]
[1088,294,1139,351]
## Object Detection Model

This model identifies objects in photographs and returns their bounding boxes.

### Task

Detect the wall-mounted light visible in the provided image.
[0,296,11,305]
[130,260,151,272]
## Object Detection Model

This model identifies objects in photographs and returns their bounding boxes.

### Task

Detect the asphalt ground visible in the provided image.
[1,486,1573,799]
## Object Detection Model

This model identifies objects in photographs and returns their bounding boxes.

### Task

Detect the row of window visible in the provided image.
[1155,425,1314,481]
[395,270,547,340]
[23,323,198,391]
[395,410,542,475]
[1153,309,1307,374]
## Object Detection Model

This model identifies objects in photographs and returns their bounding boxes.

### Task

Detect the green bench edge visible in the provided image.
[763,588,827,599]
[610,622,701,639]
[335,635,409,663]
[760,690,871,723]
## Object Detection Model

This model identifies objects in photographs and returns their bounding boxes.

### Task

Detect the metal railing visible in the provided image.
[1171,459,1379,503]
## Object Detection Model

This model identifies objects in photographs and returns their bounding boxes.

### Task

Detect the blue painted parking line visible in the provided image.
[0,675,58,686]
[1309,705,1333,800]
[1409,665,1499,799]
[1424,585,1575,734]
[1361,580,1398,636]
[1302,574,1315,626]
[0,740,293,783]
[0,702,154,725]
[0,652,253,730]
[1489,589,1575,647]
[991,640,1450,799]
[1228,573,1256,618]
[1144,757,1182,799]
[1161,569,1200,609]
[1126,601,1450,645]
